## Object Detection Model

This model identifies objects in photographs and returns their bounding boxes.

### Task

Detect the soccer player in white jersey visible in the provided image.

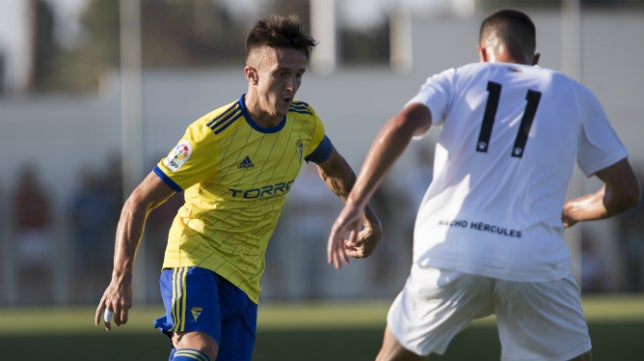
[328,8,640,361]
[94,15,381,361]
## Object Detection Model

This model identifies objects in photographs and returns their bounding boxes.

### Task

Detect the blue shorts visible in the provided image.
[154,267,258,361]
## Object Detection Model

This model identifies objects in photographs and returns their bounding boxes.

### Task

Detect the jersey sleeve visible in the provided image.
[302,105,333,164]
[155,116,219,191]
[406,67,456,138]
[575,83,628,177]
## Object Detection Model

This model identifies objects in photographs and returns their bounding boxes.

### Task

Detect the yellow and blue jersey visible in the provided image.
[154,94,332,303]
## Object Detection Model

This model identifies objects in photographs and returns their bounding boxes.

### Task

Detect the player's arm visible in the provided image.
[327,102,432,268]
[316,146,382,262]
[562,158,641,228]
[95,171,176,331]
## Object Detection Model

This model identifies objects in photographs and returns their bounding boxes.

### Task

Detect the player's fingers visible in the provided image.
[346,241,367,257]
[328,223,346,268]
[349,227,378,259]
[327,231,338,266]
[344,229,357,247]
[343,230,357,261]
[344,248,362,259]
[94,299,106,326]
[328,212,361,268]
[112,300,131,327]
[332,239,349,269]
[331,233,352,269]
[103,309,113,331]
[116,308,128,327]
[339,224,363,266]
[331,238,345,269]
[96,296,113,331]
[344,235,361,250]
[338,250,350,268]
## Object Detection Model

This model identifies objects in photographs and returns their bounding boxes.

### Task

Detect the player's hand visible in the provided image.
[561,214,578,229]
[328,203,365,269]
[94,278,133,332]
[344,214,381,259]
[561,202,579,229]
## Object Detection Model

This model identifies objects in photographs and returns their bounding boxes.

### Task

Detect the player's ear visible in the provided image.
[532,52,540,66]
[477,45,488,62]
[244,66,259,85]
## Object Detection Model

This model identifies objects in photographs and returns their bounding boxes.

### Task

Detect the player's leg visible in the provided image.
[154,267,223,361]
[383,265,494,359]
[494,273,592,361]
[376,325,425,361]
[171,331,217,361]
[212,275,258,361]
[169,273,258,361]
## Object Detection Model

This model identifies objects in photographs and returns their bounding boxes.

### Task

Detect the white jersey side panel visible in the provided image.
[408,62,627,281]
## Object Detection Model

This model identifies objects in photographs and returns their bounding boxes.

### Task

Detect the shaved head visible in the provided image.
[246,46,271,68]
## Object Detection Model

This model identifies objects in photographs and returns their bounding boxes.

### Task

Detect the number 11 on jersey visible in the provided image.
[475,81,542,158]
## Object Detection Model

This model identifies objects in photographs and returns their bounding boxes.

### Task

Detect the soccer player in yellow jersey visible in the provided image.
[94,15,381,361]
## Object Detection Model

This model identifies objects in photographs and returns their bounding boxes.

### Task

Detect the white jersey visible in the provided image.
[409,62,627,282]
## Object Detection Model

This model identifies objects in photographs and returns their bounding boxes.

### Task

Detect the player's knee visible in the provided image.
[171,331,218,361]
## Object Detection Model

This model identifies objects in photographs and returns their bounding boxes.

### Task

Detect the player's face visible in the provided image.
[252,47,307,120]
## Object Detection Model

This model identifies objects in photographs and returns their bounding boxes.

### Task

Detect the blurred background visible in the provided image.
[0,0,643,309]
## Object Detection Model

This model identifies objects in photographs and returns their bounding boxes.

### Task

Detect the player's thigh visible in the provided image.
[387,266,495,357]
[214,275,258,361]
[494,275,592,361]
[155,267,223,346]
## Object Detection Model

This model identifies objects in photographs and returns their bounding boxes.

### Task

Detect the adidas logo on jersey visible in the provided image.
[238,156,255,169]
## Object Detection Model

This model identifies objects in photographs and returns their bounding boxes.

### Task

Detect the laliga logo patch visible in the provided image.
[163,141,192,171]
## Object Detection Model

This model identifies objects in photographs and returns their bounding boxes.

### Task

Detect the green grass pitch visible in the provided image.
[0,295,642,361]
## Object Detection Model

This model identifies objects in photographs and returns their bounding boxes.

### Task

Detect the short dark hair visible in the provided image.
[479,9,536,56]
[246,15,317,60]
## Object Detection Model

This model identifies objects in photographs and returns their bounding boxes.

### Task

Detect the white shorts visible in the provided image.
[387,265,592,361]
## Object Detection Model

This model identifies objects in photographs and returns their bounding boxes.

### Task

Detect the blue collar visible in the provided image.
[238,94,286,133]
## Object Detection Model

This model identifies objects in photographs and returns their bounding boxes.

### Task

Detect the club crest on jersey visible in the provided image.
[163,141,192,171]
[191,306,203,322]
